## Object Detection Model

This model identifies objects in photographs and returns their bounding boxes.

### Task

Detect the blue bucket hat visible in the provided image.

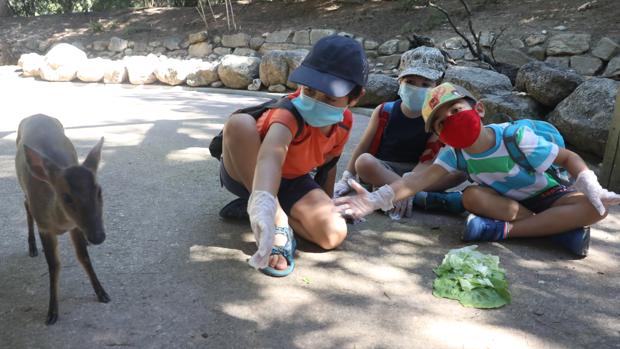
[288,35,368,98]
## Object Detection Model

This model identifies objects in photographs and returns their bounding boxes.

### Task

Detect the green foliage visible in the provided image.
[88,19,103,32]
[8,0,200,16]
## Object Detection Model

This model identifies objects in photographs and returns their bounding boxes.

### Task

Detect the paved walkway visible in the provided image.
[0,67,618,349]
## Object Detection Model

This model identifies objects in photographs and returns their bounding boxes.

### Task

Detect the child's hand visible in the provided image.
[388,197,413,220]
[574,170,620,215]
[333,170,354,198]
[247,190,277,269]
[333,179,395,220]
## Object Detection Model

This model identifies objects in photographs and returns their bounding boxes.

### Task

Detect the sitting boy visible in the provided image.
[333,47,465,219]
[334,82,620,256]
[218,35,367,276]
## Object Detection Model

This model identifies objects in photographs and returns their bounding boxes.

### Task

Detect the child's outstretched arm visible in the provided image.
[554,148,620,215]
[334,106,382,197]
[333,163,448,220]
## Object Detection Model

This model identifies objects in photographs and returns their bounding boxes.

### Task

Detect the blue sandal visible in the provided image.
[259,226,296,277]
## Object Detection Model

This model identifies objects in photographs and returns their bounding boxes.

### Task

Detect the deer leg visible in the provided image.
[70,228,110,303]
[39,232,59,325]
[24,200,38,257]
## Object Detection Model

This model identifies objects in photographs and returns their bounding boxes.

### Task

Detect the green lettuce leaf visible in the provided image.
[432,245,511,309]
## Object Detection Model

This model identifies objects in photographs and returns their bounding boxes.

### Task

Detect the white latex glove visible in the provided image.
[388,197,414,220]
[573,170,620,215]
[333,170,355,198]
[333,179,395,220]
[247,190,277,269]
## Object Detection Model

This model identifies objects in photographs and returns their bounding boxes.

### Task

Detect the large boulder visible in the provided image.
[188,42,213,58]
[0,41,15,65]
[103,60,127,84]
[310,29,336,45]
[108,37,129,52]
[221,33,250,48]
[39,43,87,81]
[357,74,398,107]
[602,56,620,79]
[515,61,584,107]
[18,53,44,77]
[547,78,619,157]
[124,55,159,85]
[378,39,400,56]
[443,66,512,100]
[266,30,293,43]
[187,31,209,45]
[259,50,308,88]
[76,58,107,82]
[591,37,620,61]
[546,33,591,56]
[217,55,261,89]
[154,58,193,85]
[186,60,220,87]
[492,48,533,68]
[569,55,603,76]
[480,92,546,124]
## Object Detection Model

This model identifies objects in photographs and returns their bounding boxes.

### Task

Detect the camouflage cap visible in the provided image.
[398,46,447,81]
[421,82,477,132]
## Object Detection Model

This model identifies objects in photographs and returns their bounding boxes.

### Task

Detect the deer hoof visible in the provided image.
[97,290,111,303]
[28,246,38,257]
[45,311,58,325]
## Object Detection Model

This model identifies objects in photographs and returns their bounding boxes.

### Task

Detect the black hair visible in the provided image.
[347,85,364,101]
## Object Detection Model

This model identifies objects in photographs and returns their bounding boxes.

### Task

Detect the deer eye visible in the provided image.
[62,194,73,205]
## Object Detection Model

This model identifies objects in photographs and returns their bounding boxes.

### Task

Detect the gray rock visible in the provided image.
[249,37,265,50]
[292,30,311,46]
[188,42,213,58]
[447,49,466,60]
[76,57,107,82]
[233,48,258,57]
[38,40,53,53]
[186,61,220,87]
[310,29,336,45]
[493,48,533,67]
[222,33,251,48]
[510,39,525,49]
[365,50,379,59]
[149,40,162,47]
[357,74,398,107]
[570,55,603,76]
[546,33,591,56]
[266,30,293,44]
[248,78,262,91]
[259,43,311,54]
[155,58,193,85]
[553,25,567,31]
[123,48,133,56]
[211,81,223,88]
[444,66,513,99]
[378,39,400,56]
[18,53,44,77]
[364,40,379,50]
[528,46,546,61]
[132,41,149,54]
[213,36,222,45]
[480,92,545,124]
[376,54,401,70]
[151,46,167,56]
[124,54,159,84]
[188,31,209,45]
[464,51,475,61]
[259,50,308,87]
[547,78,619,157]
[214,47,232,56]
[545,56,570,69]
[103,59,127,84]
[163,37,182,51]
[217,54,261,88]
[397,39,410,53]
[516,61,584,107]
[601,56,620,78]
[39,43,87,82]
[479,31,494,47]
[591,37,620,61]
[70,41,85,52]
[443,37,464,50]
[524,34,547,47]
[109,37,129,52]
[93,40,108,51]
[268,84,287,93]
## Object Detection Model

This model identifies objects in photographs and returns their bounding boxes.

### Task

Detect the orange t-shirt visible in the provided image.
[255,92,352,179]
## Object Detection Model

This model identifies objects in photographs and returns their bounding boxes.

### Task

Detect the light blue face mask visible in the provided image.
[291,91,346,127]
[398,83,428,114]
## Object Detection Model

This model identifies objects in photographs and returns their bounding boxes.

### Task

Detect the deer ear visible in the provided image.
[83,137,104,173]
[24,145,60,183]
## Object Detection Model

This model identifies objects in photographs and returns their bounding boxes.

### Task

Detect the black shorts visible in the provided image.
[519,185,576,213]
[219,162,321,215]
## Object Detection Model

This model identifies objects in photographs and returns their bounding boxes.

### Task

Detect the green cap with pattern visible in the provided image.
[421,82,477,132]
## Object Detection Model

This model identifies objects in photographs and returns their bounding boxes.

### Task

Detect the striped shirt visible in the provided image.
[435,123,560,201]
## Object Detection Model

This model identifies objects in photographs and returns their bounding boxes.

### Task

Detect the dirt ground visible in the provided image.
[1,0,619,53]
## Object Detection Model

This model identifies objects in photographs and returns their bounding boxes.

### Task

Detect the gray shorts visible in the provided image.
[378,160,416,177]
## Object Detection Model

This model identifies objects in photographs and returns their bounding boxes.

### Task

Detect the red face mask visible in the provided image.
[438,109,482,149]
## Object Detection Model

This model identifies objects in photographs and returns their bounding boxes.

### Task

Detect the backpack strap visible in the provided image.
[265,97,305,140]
[502,124,536,173]
[368,101,393,155]
[454,148,471,181]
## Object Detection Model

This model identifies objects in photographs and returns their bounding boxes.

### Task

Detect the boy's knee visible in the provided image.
[355,153,380,178]
[313,214,348,250]
[462,186,484,211]
[223,114,256,139]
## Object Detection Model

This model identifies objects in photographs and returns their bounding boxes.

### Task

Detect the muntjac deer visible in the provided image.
[15,114,109,325]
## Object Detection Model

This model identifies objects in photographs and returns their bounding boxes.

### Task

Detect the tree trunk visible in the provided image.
[0,0,13,17]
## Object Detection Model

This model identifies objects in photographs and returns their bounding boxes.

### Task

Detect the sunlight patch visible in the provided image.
[189,245,247,263]
[166,147,210,162]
